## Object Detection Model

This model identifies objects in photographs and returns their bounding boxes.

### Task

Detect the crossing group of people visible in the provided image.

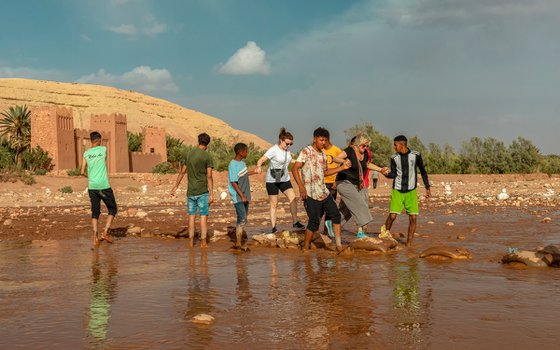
[81,127,431,250]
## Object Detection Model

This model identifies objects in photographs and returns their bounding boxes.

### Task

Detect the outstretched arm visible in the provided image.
[255,155,269,174]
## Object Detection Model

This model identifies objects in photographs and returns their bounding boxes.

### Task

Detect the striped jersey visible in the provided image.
[387,150,430,192]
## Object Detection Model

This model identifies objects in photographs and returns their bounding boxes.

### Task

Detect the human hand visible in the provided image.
[255,165,262,174]
[342,159,352,169]
[299,186,308,200]
[208,194,214,206]
[241,194,248,203]
[381,167,389,176]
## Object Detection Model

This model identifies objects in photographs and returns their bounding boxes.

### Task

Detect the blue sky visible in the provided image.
[1,0,559,154]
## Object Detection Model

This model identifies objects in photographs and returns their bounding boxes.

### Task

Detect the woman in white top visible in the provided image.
[256,128,305,233]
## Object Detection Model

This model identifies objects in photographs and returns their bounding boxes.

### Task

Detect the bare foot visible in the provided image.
[200,240,208,249]
[100,233,113,244]
[188,238,194,248]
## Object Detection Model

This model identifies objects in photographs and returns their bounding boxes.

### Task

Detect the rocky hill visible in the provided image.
[0,78,270,149]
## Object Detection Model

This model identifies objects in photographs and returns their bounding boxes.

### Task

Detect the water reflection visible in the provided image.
[391,259,431,349]
[184,250,214,345]
[86,246,118,346]
[235,254,252,304]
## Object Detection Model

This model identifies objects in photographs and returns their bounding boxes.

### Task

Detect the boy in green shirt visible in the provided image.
[171,133,214,248]
[81,131,117,247]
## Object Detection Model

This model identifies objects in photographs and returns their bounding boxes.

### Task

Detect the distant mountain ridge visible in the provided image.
[0,78,270,149]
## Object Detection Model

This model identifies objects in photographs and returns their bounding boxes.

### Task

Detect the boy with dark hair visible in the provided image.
[380,135,431,247]
[171,132,214,248]
[228,142,258,250]
[81,131,117,247]
[292,127,351,251]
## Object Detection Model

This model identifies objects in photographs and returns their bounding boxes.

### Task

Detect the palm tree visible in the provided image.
[0,105,31,168]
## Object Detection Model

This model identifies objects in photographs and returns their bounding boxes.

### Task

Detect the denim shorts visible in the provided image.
[187,192,210,216]
[234,201,249,225]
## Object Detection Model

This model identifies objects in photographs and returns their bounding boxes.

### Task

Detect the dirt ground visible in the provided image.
[0,172,558,242]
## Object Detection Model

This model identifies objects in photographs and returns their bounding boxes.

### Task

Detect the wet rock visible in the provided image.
[127,226,143,235]
[542,217,552,223]
[420,246,472,259]
[191,314,214,324]
[446,222,455,227]
[456,234,465,240]
[3,219,13,226]
[502,250,551,267]
[351,237,398,253]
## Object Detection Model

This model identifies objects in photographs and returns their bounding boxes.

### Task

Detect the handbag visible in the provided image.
[269,149,287,183]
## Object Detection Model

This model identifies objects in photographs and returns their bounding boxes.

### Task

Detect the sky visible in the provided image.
[1,0,559,154]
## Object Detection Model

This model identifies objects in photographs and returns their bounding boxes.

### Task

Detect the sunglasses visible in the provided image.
[284,141,293,146]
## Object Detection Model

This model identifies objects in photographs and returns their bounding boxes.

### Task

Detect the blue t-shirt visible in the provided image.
[228,159,251,203]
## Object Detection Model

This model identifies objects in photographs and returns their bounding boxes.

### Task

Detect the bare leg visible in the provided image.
[269,195,278,228]
[101,215,114,243]
[302,229,313,250]
[235,225,244,248]
[200,215,208,248]
[385,213,398,231]
[284,188,298,224]
[188,215,195,248]
[92,218,99,247]
[333,223,342,250]
[407,215,417,247]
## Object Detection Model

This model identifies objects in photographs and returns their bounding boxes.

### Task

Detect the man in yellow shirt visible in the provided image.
[322,134,342,237]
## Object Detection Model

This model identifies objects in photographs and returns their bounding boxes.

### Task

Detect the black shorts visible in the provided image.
[304,195,341,232]
[88,188,118,219]
[266,181,293,195]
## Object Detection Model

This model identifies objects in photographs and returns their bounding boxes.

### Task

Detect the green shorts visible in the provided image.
[390,189,419,215]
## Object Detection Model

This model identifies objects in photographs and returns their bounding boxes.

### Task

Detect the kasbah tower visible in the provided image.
[30,106,166,173]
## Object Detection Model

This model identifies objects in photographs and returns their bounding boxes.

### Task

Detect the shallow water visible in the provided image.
[1,209,560,350]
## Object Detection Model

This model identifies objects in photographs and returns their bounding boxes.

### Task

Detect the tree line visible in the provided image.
[346,123,560,175]
[1,105,559,181]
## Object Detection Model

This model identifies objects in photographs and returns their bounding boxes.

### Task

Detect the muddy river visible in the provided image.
[1,207,559,349]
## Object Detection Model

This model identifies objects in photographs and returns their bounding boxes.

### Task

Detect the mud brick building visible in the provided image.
[31,107,166,173]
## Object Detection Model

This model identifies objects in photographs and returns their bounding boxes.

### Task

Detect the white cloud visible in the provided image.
[81,34,92,42]
[218,41,271,75]
[107,24,137,35]
[77,66,179,95]
[106,15,167,38]
[142,21,167,37]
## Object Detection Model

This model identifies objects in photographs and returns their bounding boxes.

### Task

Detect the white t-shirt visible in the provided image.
[264,144,292,183]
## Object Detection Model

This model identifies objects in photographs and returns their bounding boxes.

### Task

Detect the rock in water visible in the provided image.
[351,237,398,253]
[501,250,551,267]
[419,246,472,259]
[191,314,215,324]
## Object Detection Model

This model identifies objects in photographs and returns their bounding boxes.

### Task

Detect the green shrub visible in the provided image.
[128,131,143,152]
[21,172,35,185]
[22,146,53,172]
[34,168,48,175]
[67,168,82,176]
[60,186,73,193]
[0,142,15,170]
[152,162,177,174]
